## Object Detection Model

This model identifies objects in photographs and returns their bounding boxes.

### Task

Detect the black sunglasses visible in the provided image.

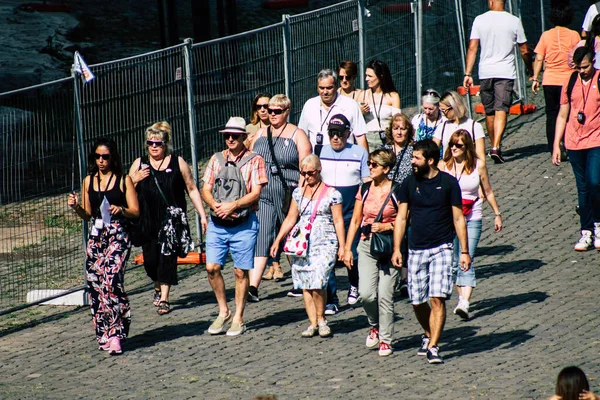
[450,142,464,149]
[94,153,111,160]
[146,140,164,147]
[440,106,453,115]
[422,90,439,97]
[223,133,243,140]
[367,161,382,168]
[256,104,269,110]
[340,75,354,81]
[300,170,319,177]
[328,130,346,138]
[268,108,287,115]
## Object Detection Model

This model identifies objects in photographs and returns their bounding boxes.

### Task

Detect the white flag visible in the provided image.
[74,51,95,83]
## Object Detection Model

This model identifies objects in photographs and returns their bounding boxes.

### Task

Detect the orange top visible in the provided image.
[560,70,600,150]
[534,27,581,86]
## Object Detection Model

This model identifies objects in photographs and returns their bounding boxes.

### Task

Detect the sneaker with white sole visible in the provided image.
[594,223,600,250]
[378,341,392,357]
[347,286,359,306]
[287,289,303,297]
[318,320,331,337]
[324,303,338,316]
[301,325,318,338]
[417,335,430,356]
[427,345,443,364]
[454,299,470,320]
[207,311,233,335]
[365,326,380,348]
[574,230,593,251]
[226,322,246,336]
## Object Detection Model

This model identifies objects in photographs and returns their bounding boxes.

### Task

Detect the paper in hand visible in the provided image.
[100,197,111,226]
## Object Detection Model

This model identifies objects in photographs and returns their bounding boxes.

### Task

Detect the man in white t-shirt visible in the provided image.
[463,0,533,164]
[298,69,369,156]
[582,2,600,38]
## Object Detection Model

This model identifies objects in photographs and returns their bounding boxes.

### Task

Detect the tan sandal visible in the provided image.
[263,266,275,280]
[273,265,284,280]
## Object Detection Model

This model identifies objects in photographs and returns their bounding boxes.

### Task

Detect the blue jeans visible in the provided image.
[452,219,482,287]
[567,147,600,231]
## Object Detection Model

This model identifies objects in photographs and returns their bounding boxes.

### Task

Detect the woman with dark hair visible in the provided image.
[245,93,272,146]
[67,137,139,355]
[548,366,599,400]
[129,121,208,315]
[438,129,502,321]
[568,14,600,70]
[337,60,363,100]
[360,59,401,148]
[532,4,580,153]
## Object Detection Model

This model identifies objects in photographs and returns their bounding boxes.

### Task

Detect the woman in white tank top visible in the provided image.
[439,129,503,321]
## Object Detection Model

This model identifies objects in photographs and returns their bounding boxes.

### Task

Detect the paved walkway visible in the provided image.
[1,101,599,399]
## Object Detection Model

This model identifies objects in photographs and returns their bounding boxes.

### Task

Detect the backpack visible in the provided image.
[566,70,600,102]
[210,151,257,227]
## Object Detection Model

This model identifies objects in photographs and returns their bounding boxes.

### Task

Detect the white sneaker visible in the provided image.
[574,230,593,251]
[365,326,380,348]
[454,299,470,320]
[594,223,600,250]
[347,286,359,306]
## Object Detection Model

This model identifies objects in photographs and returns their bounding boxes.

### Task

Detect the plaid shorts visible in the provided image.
[407,242,454,305]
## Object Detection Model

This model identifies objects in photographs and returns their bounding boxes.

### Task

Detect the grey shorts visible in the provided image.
[480,78,514,115]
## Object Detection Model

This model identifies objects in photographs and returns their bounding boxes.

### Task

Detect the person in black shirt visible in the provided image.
[391,139,470,364]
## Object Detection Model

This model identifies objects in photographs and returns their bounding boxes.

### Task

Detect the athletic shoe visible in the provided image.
[226,322,246,336]
[324,303,338,316]
[378,342,392,357]
[108,337,122,355]
[427,346,443,364]
[247,286,260,302]
[318,320,331,337]
[594,223,600,250]
[398,279,408,297]
[574,230,593,251]
[287,289,303,297]
[366,326,380,348]
[207,311,233,335]
[490,147,505,164]
[301,325,318,338]
[98,341,110,351]
[347,286,359,305]
[454,299,470,320]
[417,335,430,356]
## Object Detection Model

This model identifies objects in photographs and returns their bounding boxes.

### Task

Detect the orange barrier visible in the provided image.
[474,103,537,115]
[457,85,480,96]
[134,251,205,266]
[262,0,308,9]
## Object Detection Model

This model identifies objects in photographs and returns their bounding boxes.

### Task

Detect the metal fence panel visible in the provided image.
[287,0,361,120]
[191,24,286,159]
[0,79,84,308]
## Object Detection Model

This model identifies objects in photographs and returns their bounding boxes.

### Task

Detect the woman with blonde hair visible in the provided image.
[438,129,502,320]
[129,121,208,315]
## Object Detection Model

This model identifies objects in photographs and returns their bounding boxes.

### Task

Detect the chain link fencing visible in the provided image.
[0,0,547,311]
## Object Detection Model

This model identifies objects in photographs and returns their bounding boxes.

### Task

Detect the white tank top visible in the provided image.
[449,161,483,221]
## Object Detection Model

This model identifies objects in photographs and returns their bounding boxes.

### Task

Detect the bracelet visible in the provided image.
[495,213,502,217]
[464,73,471,77]
[120,206,125,215]
[461,251,469,254]
[532,79,539,82]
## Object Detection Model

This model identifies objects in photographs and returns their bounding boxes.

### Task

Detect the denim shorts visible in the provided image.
[206,213,258,270]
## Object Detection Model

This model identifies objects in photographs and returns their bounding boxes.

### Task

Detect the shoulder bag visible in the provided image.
[369,183,398,260]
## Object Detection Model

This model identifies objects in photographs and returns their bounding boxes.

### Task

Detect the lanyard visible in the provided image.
[371,89,385,130]
[581,76,593,111]
[319,103,337,133]
[96,172,115,206]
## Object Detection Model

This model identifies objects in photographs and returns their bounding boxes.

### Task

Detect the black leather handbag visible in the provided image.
[369,184,397,259]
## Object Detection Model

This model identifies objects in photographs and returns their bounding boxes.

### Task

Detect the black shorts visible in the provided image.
[480,78,514,115]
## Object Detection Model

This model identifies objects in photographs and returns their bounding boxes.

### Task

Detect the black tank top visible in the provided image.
[88,174,127,220]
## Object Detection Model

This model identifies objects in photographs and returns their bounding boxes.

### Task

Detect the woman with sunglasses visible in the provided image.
[337,60,363,100]
[270,154,346,338]
[344,149,399,356]
[249,94,312,301]
[438,129,502,320]
[245,92,272,147]
[411,89,445,142]
[67,137,139,355]
[359,59,401,149]
[129,121,208,315]
[433,91,487,166]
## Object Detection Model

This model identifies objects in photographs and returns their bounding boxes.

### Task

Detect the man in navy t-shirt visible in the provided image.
[392,139,470,364]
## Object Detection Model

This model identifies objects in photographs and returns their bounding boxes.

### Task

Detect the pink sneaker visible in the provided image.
[98,341,110,351]
[108,337,122,355]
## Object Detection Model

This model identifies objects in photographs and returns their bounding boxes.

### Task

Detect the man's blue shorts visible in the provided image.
[205,213,258,270]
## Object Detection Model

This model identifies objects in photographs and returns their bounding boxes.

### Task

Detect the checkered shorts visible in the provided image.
[407,242,454,305]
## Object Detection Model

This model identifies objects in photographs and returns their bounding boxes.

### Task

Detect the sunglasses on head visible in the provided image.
[146,140,164,147]
[450,142,464,149]
[422,90,439,96]
[328,130,346,138]
[94,153,111,160]
[268,108,287,115]
[300,170,319,177]
[256,104,269,110]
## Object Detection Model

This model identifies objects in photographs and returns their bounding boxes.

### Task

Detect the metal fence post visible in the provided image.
[357,0,366,89]
[507,0,527,105]
[182,38,202,243]
[72,68,89,289]
[454,0,472,118]
[539,0,545,37]
[412,0,421,107]
[282,14,292,99]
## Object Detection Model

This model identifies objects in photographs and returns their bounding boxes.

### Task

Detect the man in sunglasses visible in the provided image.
[201,117,268,336]
[319,114,370,314]
[552,47,600,252]
[298,69,369,157]
[463,0,533,164]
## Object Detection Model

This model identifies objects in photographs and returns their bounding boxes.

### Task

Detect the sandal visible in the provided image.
[273,265,284,281]
[157,301,170,315]
[153,291,161,307]
[263,266,275,280]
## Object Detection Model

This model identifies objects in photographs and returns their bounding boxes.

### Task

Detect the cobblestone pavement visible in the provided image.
[1,101,599,399]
